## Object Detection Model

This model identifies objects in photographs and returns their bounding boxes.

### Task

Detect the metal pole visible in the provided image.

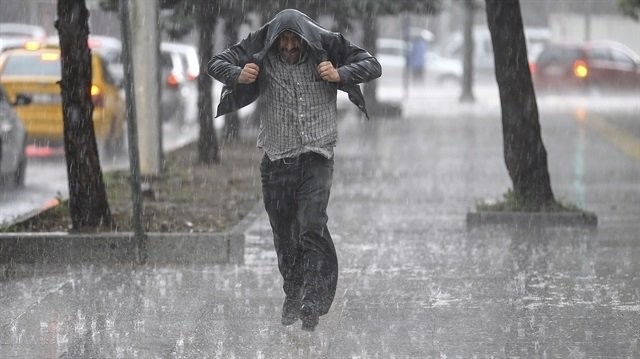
[130,0,162,176]
[459,0,475,103]
[584,0,592,42]
[119,0,146,263]
[402,12,410,103]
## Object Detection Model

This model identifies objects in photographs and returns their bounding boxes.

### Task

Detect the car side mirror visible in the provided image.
[12,93,32,106]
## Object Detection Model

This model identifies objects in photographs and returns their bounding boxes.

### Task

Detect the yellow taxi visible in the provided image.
[0,43,125,150]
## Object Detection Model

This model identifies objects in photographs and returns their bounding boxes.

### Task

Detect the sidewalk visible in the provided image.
[1,87,639,358]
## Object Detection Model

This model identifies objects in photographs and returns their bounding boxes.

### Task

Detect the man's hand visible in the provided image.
[317,61,340,83]
[237,63,260,84]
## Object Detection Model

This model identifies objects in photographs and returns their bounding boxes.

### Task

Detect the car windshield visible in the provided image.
[1,53,61,77]
[538,47,582,65]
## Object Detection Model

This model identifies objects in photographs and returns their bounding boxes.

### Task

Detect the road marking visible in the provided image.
[578,112,640,161]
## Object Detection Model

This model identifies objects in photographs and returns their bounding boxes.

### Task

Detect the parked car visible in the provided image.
[376,38,407,87]
[0,23,47,54]
[0,46,126,152]
[47,35,124,85]
[159,46,188,125]
[0,23,46,40]
[1,37,39,54]
[531,41,640,94]
[425,51,463,86]
[160,42,199,80]
[160,42,199,124]
[0,83,29,187]
[376,38,463,86]
[437,26,551,82]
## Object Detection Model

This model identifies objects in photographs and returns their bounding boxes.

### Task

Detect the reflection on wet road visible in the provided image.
[579,111,640,160]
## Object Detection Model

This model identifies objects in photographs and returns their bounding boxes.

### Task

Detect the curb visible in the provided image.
[1,135,264,267]
[0,201,265,267]
[0,232,228,266]
[466,211,598,228]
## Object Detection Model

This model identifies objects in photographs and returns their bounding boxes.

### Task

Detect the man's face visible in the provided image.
[278,31,304,63]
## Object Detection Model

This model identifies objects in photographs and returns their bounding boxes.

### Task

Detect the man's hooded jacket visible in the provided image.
[207,9,382,119]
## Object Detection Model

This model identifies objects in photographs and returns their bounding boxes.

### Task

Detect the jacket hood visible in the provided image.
[264,9,327,57]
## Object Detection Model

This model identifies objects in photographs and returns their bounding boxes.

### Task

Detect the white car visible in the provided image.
[425,51,463,86]
[0,23,46,40]
[0,83,28,187]
[160,42,199,80]
[437,26,551,82]
[0,23,48,54]
[376,38,408,84]
[161,42,200,124]
[376,38,462,87]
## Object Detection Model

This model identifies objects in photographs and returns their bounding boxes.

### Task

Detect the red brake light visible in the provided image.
[187,72,198,81]
[88,38,101,49]
[166,73,179,87]
[573,60,588,78]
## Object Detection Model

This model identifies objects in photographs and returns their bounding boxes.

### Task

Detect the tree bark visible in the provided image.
[361,14,378,110]
[485,0,555,208]
[223,18,240,142]
[196,0,219,164]
[56,0,113,229]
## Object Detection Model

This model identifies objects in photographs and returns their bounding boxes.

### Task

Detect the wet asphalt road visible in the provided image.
[0,122,199,226]
[1,86,639,358]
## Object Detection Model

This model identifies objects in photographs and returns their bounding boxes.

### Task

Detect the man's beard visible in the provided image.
[281,48,301,63]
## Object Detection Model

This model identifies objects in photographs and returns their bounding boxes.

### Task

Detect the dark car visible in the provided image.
[531,41,640,94]
[0,83,29,187]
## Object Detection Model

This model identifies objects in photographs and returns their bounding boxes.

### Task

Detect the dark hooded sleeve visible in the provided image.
[330,34,382,86]
[207,27,267,86]
[207,26,269,117]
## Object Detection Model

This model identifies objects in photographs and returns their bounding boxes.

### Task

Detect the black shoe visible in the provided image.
[281,298,300,326]
[300,304,319,332]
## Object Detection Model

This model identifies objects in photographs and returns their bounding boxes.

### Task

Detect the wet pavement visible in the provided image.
[1,86,639,358]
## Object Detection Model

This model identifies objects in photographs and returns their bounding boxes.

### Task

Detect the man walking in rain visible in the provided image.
[208,9,381,331]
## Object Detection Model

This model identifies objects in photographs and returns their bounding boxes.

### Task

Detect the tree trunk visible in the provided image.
[56,0,113,230]
[196,0,219,164]
[223,18,240,142]
[485,0,555,208]
[361,14,378,109]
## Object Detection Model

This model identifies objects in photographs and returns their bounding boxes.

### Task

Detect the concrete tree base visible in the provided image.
[466,210,598,228]
[0,203,263,267]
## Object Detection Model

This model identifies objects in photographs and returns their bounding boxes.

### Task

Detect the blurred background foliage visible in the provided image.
[98,0,443,40]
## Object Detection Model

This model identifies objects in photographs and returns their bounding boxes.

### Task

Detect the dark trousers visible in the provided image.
[260,152,338,316]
